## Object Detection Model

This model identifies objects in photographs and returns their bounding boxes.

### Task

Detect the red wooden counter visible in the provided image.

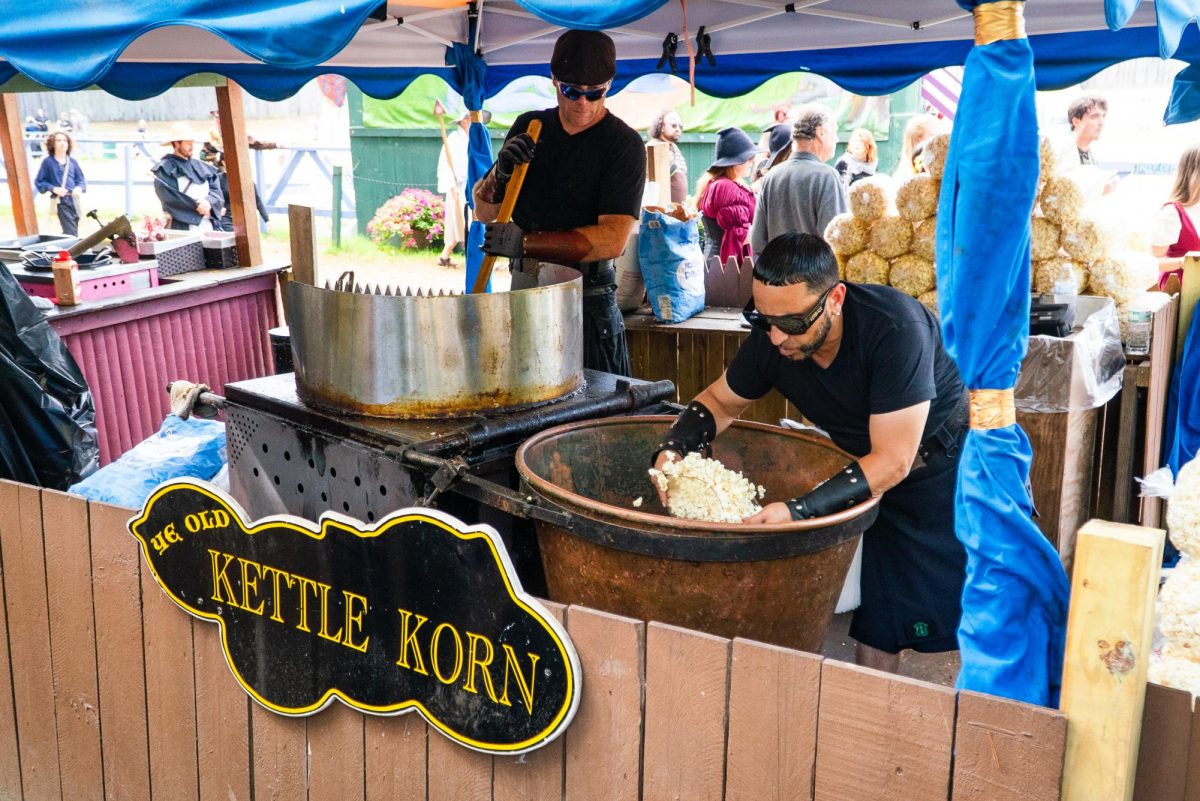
[42,263,285,464]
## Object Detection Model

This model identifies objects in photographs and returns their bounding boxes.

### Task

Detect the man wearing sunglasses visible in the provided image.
[652,232,968,673]
[475,29,646,376]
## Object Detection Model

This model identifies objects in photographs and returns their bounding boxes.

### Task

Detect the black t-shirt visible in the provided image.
[726,282,965,458]
[503,108,646,232]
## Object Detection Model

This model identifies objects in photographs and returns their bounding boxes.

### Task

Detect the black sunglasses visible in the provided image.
[558,81,610,102]
[743,284,838,336]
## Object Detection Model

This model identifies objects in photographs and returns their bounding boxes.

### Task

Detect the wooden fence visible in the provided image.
[0,479,1074,801]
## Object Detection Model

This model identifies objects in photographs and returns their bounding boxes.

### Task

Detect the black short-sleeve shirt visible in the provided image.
[725,282,965,458]
[503,108,646,232]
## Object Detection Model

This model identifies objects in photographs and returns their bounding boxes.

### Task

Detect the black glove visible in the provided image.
[651,400,716,465]
[483,221,525,260]
[786,461,872,519]
[493,133,536,197]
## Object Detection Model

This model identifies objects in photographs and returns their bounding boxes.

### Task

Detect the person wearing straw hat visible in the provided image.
[436,108,475,268]
[695,127,762,267]
[475,29,646,377]
[151,122,223,231]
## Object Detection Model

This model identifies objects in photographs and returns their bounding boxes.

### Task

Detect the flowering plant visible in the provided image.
[366,188,446,249]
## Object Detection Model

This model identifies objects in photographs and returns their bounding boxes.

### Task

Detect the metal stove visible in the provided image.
[224,370,675,593]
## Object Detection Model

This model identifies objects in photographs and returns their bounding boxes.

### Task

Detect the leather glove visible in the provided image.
[483,221,525,260]
[492,133,536,197]
[786,461,872,520]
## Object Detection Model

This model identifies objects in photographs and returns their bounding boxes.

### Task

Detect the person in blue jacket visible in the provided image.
[34,131,86,236]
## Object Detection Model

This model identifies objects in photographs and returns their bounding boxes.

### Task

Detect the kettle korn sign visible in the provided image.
[128,479,580,754]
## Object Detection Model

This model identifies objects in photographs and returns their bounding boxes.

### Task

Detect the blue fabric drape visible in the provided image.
[448,42,495,294]
[1164,301,1200,475]
[515,0,667,29]
[935,0,1071,707]
[1105,0,1200,58]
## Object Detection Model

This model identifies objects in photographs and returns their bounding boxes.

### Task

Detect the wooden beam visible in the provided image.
[0,93,37,236]
[288,204,318,287]
[646,142,672,207]
[215,80,262,267]
[1179,253,1200,362]
[1060,519,1165,801]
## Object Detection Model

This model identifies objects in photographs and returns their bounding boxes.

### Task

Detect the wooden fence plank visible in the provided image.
[952,691,1068,801]
[676,332,700,402]
[89,500,152,801]
[141,554,199,801]
[195,621,251,801]
[307,702,366,801]
[252,702,308,801]
[365,714,427,801]
[493,602,566,801]
[642,621,730,801]
[1133,683,1193,801]
[1186,698,1200,801]
[42,490,104,801]
[814,660,956,801]
[427,727,493,801]
[0,487,21,800]
[1,483,62,801]
[628,329,651,387]
[564,606,645,801]
[725,638,821,801]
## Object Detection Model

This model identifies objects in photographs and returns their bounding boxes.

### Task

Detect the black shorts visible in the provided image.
[848,443,967,654]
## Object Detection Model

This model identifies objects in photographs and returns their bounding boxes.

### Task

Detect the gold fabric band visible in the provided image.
[469,110,484,123]
[974,1,1026,46]
[969,389,1016,430]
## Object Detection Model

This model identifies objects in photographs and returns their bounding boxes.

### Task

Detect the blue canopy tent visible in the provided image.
[1,0,1193,706]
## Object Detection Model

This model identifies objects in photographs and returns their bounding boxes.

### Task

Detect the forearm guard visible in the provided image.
[651,400,717,464]
[522,230,591,264]
[786,460,872,520]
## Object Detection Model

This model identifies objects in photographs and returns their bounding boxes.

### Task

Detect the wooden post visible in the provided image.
[1060,519,1165,801]
[1178,253,1200,362]
[288,204,318,287]
[216,80,263,267]
[0,93,38,236]
[646,142,672,207]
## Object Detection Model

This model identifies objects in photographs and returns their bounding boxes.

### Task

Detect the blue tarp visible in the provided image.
[935,0,1071,707]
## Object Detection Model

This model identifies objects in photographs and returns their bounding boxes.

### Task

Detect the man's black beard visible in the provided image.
[792,312,832,360]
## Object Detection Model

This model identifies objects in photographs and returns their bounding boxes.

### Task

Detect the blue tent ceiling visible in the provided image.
[0,0,1182,102]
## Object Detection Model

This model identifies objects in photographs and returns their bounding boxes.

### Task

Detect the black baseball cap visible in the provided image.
[551,30,617,86]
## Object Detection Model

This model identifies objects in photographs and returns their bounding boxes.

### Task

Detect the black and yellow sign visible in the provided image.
[128,479,579,754]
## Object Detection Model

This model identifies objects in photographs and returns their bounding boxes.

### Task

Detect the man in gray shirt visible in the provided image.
[749,104,847,254]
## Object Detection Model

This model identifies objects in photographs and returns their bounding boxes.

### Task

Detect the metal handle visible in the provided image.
[472,117,542,294]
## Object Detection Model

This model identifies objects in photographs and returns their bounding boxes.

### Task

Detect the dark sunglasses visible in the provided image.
[558,81,610,102]
[743,283,837,336]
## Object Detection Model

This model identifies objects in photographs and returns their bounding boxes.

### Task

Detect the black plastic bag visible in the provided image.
[0,263,97,488]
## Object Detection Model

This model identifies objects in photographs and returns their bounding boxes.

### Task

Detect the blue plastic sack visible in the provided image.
[637,206,705,323]
[68,415,226,508]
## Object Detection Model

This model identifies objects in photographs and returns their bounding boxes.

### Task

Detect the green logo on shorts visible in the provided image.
[912,621,930,638]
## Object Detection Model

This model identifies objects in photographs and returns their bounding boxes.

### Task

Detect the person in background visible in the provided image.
[892,114,942,179]
[24,117,42,154]
[646,109,688,204]
[696,128,762,267]
[1151,144,1200,293]
[200,141,269,233]
[152,122,223,231]
[749,104,847,253]
[33,108,49,131]
[835,128,878,188]
[1068,95,1107,166]
[56,111,73,133]
[34,131,86,236]
[436,109,472,267]
[751,122,793,187]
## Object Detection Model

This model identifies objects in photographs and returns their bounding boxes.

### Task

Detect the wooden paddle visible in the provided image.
[471,118,542,294]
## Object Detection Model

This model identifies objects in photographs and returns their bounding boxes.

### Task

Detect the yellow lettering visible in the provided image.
[213,508,231,528]
[239,557,266,616]
[463,631,501,703]
[431,623,464,685]
[261,565,295,624]
[317,582,344,644]
[294,576,319,633]
[208,549,238,607]
[185,513,202,533]
[395,609,429,675]
[500,645,540,716]
[342,591,369,653]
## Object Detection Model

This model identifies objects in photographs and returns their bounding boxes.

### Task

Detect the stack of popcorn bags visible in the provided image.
[1150,458,1200,693]
[823,131,1157,323]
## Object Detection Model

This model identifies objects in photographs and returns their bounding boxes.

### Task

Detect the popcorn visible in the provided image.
[868,216,914,259]
[911,217,937,262]
[889,254,935,297]
[1039,136,1057,183]
[1061,219,1111,264]
[845,250,890,285]
[835,253,848,280]
[895,174,940,222]
[1032,257,1087,296]
[1168,457,1200,558]
[918,289,939,316]
[1158,559,1200,651]
[1030,217,1061,262]
[1088,255,1143,305]
[1039,174,1085,225]
[648,451,765,523]
[923,133,951,180]
[824,213,871,257]
[1151,646,1200,693]
[848,177,892,221]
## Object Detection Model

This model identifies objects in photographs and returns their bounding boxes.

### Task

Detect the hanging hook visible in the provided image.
[657,32,680,73]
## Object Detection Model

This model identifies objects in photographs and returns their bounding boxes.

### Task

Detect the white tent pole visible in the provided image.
[401,22,455,48]
[716,0,831,10]
[913,12,971,30]
[704,9,786,35]
[481,24,561,56]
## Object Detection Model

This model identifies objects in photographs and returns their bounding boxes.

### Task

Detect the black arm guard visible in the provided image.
[651,400,717,464]
[786,460,872,520]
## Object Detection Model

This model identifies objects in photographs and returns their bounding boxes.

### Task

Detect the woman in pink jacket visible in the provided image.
[696,127,763,266]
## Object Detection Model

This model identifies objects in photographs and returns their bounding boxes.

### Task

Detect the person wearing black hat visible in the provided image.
[696,128,763,266]
[474,29,646,377]
[751,122,793,187]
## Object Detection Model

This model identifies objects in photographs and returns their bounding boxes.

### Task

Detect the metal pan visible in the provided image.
[20,249,112,272]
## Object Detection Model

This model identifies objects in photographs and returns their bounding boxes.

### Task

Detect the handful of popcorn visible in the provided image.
[649,452,766,524]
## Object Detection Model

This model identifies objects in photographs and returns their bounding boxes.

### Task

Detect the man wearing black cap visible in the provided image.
[474,29,646,377]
